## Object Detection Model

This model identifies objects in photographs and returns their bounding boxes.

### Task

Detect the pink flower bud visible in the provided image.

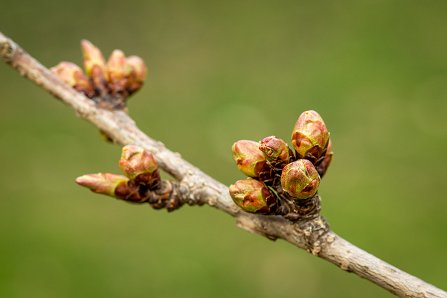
[50,61,93,96]
[75,173,128,197]
[259,136,290,164]
[107,50,131,81]
[232,140,269,178]
[119,145,159,186]
[229,179,276,213]
[291,110,329,162]
[126,55,147,94]
[81,39,106,77]
[280,159,320,199]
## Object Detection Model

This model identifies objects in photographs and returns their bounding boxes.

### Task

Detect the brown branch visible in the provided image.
[1,32,445,298]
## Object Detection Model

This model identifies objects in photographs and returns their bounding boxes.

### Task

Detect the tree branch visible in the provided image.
[1,32,445,298]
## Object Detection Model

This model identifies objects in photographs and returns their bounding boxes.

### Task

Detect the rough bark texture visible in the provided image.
[1,32,446,298]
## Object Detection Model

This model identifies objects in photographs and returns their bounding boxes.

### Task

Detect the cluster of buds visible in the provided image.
[51,40,147,109]
[76,145,183,211]
[229,110,333,220]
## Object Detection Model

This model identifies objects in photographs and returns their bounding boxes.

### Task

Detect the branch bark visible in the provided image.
[1,32,445,298]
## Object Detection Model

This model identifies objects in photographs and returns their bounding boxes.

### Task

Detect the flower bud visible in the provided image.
[291,110,329,162]
[51,62,83,87]
[280,159,320,199]
[81,39,106,78]
[119,145,159,186]
[50,62,93,96]
[259,136,290,164]
[232,140,269,178]
[316,139,333,177]
[126,55,147,94]
[75,173,129,197]
[90,64,109,98]
[106,50,132,96]
[127,56,147,82]
[229,179,276,214]
[107,50,131,82]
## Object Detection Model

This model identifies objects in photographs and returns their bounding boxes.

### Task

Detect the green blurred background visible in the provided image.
[1,0,446,297]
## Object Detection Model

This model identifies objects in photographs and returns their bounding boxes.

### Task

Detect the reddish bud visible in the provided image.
[107,50,131,82]
[229,179,276,213]
[316,139,333,177]
[81,39,106,77]
[291,110,329,162]
[119,145,159,185]
[51,62,83,87]
[75,173,129,197]
[232,140,269,178]
[127,56,147,81]
[126,55,147,93]
[51,62,93,96]
[259,136,290,164]
[281,159,320,199]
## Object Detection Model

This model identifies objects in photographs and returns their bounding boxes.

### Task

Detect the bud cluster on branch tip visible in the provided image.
[76,145,172,206]
[50,39,147,109]
[229,179,276,214]
[229,110,332,217]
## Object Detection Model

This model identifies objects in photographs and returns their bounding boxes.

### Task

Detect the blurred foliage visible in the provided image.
[1,0,446,297]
